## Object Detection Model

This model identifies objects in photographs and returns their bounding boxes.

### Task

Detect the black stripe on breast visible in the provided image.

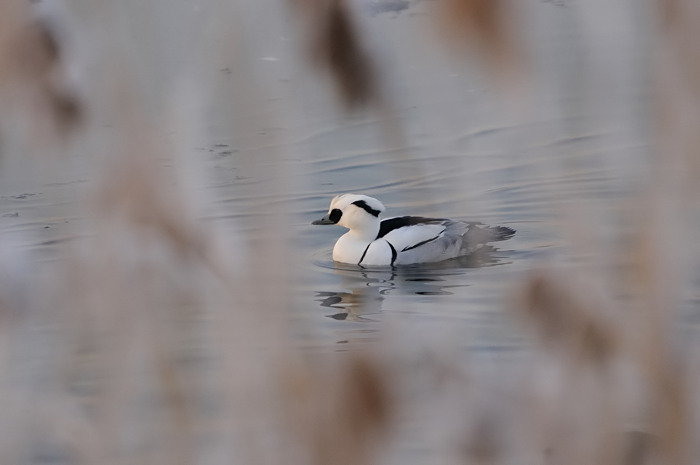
[377,216,447,239]
[402,231,444,252]
[388,242,397,266]
[357,243,372,266]
[352,200,381,217]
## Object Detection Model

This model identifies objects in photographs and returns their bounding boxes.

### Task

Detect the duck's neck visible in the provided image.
[348,219,380,242]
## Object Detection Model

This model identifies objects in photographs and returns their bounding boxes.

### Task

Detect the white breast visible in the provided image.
[358,239,393,266]
[332,234,365,264]
[332,234,395,266]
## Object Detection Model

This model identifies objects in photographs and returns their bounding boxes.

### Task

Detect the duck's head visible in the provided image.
[312,194,385,235]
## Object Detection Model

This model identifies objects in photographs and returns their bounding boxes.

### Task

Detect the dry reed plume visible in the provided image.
[293,0,379,109]
[0,0,81,145]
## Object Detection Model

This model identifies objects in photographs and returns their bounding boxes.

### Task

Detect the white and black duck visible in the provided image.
[312,194,515,266]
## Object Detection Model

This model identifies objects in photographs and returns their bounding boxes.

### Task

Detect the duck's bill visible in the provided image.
[312,216,335,225]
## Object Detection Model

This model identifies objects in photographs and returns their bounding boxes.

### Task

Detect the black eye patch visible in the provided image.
[351,200,381,217]
[329,208,342,223]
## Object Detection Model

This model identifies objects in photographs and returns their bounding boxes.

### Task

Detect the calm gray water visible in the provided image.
[0,0,658,354]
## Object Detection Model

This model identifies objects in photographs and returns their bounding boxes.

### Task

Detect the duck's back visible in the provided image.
[379,216,515,265]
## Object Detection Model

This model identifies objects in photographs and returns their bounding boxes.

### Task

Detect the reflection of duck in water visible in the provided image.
[316,244,510,321]
[316,290,382,321]
[313,194,515,266]
[316,269,394,321]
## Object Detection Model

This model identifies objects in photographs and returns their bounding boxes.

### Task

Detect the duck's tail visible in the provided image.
[463,224,516,247]
[488,226,516,242]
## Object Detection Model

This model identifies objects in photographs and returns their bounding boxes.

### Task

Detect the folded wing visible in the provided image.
[378,216,515,265]
[380,217,468,264]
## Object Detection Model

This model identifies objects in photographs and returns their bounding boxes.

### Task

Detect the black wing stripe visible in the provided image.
[377,216,447,239]
[402,230,445,252]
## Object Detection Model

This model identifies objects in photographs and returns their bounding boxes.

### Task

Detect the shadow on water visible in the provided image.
[313,245,513,322]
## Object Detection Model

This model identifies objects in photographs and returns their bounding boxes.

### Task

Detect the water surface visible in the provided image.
[0,0,653,355]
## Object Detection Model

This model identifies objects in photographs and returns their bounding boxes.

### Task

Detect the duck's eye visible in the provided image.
[329,208,342,223]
